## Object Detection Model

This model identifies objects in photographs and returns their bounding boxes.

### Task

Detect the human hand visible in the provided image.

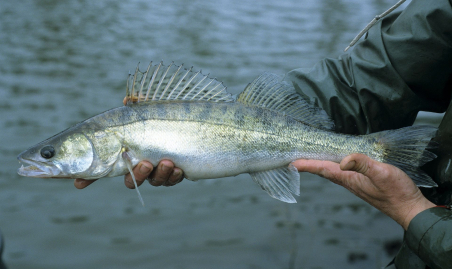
[74,160,184,189]
[292,154,436,230]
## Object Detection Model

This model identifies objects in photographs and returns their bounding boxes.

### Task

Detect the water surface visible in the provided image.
[0,0,441,268]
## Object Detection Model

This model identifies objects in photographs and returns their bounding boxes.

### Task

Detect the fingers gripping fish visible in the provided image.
[17,61,438,205]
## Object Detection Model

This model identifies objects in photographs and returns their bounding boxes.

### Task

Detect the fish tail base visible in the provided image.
[372,125,438,187]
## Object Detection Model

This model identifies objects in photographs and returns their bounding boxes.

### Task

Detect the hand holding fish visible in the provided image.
[74,159,183,189]
[293,153,436,230]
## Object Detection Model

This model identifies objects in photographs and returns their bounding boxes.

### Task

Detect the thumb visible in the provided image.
[340,153,380,179]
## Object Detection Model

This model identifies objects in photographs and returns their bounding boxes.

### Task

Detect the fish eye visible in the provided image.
[40,145,55,159]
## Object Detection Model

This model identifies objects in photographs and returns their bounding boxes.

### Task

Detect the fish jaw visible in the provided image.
[17,156,64,178]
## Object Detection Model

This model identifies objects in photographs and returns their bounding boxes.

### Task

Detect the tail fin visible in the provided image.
[370,125,438,187]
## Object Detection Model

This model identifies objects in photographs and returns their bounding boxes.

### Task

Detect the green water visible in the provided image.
[0,0,441,268]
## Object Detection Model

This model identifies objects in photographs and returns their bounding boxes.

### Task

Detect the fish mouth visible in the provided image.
[17,157,63,178]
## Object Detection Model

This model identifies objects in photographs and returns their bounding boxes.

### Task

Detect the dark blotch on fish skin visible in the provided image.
[156,102,167,119]
[219,103,228,118]
[233,108,245,127]
[255,107,271,126]
[198,102,211,121]
[183,102,191,115]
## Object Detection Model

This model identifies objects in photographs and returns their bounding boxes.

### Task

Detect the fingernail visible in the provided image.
[139,163,152,175]
[160,163,167,172]
[343,160,356,171]
[173,169,181,178]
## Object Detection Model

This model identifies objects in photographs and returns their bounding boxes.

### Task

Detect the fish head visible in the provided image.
[18,130,95,179]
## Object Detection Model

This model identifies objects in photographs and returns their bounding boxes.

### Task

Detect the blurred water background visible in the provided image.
[0,0,443,268]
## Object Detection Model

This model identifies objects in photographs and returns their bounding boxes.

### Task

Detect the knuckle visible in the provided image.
[378,167,391,179]
[318,162,332,179]
[354,161,369,174]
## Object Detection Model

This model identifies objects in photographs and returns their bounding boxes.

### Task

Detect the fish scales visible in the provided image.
[88,101,382,180]
[17,62,438,204]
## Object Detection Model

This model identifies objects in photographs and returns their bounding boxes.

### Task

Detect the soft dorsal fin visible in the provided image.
[237,72,334,130]
[126,61,234,104]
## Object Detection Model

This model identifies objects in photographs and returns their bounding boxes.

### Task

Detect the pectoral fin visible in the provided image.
[250,164,300,203]
[122,151,145,206]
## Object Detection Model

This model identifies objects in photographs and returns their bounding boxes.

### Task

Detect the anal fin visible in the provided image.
[250,164,300,203]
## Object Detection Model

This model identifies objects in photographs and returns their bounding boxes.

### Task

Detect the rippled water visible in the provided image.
[0,0,441,268]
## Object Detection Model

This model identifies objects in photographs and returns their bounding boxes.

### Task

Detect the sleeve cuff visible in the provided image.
[405,207,452,267]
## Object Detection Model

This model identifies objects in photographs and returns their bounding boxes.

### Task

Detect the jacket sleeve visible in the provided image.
[405,207,452,269]
[285,0,452,135]
[285,0,452,267]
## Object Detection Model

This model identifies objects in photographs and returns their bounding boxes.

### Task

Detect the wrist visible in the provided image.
[400,198,436,230]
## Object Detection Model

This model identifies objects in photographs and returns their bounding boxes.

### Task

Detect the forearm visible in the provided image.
[286,0,452,135]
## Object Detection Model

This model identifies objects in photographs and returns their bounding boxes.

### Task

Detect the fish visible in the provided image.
[17,61,438,204]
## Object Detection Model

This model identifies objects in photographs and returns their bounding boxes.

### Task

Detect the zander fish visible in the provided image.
[17,62,437,204]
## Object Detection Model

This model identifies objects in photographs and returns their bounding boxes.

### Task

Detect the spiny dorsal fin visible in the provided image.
[126,61,234,104]
[237,72,334,130]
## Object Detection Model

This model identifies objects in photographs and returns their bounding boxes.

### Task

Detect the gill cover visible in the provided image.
[53,133,94,175]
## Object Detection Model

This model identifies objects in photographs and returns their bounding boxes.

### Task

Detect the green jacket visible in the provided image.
[286,0,452,268]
